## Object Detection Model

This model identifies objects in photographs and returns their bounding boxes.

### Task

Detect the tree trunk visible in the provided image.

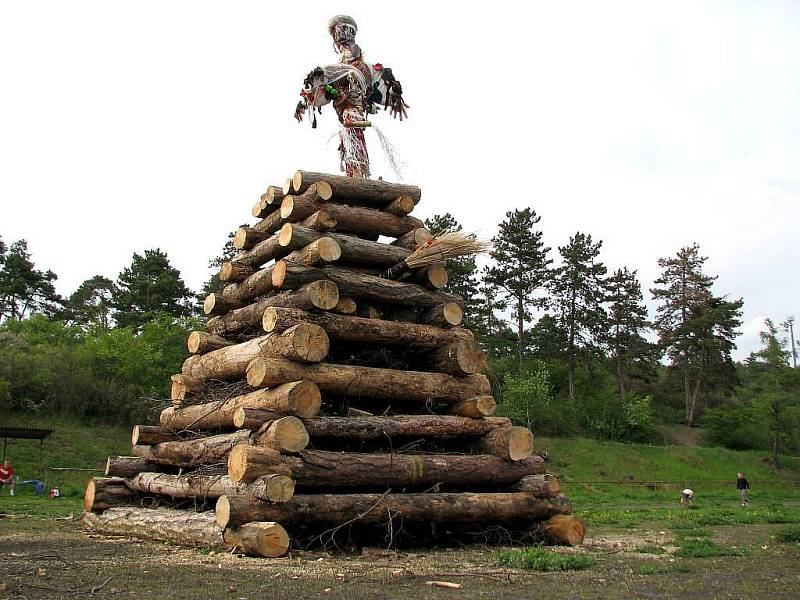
[227,446,545,485]
[292,170,421,205]
[252,416,309,453]
[299,415,513,439]
[425,339,486,375]
[187,332,233,355]
[392,227,432,250]
[83,507,290,557]
[161,381,322,429]
[105,456,167,479]
[217,491,564,529]
[280,224,412,268]
[131,425,176,446]
[281,194,423,238]
[262,307,470,349]
[219,261,256,283]
[181,324,329,382]
[513,474,562,498]
[126,472,294,503]
[333,297,357,315]
[206,281,339,336]
[450,395,497,417]
[203,293,243,316]
[246,357,491,403]
[84,477,138,512]
[420,303,464,327]
[132,430,253,468]
[475,426,534,461]
[272,263,463,310]
[282,237,342,266]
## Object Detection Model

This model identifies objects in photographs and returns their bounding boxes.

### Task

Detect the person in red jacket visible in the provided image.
[0,461,15,496]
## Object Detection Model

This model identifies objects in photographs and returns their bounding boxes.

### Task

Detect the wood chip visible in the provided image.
[425,581,462,590]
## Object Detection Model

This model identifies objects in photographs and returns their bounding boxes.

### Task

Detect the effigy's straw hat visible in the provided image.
[328,15,357,37]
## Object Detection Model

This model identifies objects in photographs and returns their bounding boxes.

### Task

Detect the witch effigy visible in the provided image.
[293,15,408,179]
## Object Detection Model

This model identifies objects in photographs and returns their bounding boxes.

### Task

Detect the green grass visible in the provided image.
[538,435,800,505]
[637,545,667,554]
[675,538,749,558]
[675,528,712,539]
[775,526,800,543]
[496,547,595,571]
[0,494,83,517]
[578,506,800,529]
[3,412,130,498]
[636,562,691,575]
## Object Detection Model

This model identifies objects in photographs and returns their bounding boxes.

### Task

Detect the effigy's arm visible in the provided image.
[373,66,408,121]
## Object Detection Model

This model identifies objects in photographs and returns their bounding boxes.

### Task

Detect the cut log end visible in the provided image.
[83,479,97,512]
[233,228,248,249]
[425,264,449,289]
[227,445,284,483]
[255,416,309,453]
[288,323,330,362]
[224,521,290,558]
[317,237,342,262]
[260,474,296,503]
[541,515,587,546]
[451,395,496,418]
[507,427,534,461]
[315,180,333,200]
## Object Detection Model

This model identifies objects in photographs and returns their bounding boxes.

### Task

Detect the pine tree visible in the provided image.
[549,232,607,401]
[0,238,63,321]
[198,227,247,308]
[484,208,552,368]
[606,267,652,403]
[64,275,117,331]
[651,244,742,425]
[113,249,193,329]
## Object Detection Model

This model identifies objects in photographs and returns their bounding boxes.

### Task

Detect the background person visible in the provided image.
[681,488,694,506]
[737,472,750,506]
[0,461,15,496]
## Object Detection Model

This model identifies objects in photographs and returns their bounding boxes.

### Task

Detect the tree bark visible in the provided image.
[160,381,322,429]
[300,415,512,440]
[83,507,290,557]
[262,307,470,349]
[272,263,463,310]
[292,170,421,205]
[252,416,309,453]
[105,456,167,479]
[282,237,341,266]
[246,357,491,403]
[217,490,564,529]
[279,225,411,268]
[133,430,253,468]
[420,303,464,327]
[206,281,339,336]
[513,474,562,498]
[385,195,415,216]
[126,472,295,503]
[227,446,545,486]
[281,194,423,238]
[182,324,329,382]
[333,297,357,315]
[425,339,486,375]
[203,293,243,316]
[131,425,176,446]
[219,261,256,283]
[84,477,138,512]
[170,374,204,402]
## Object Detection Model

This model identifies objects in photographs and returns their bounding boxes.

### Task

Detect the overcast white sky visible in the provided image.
[1,1,798,359]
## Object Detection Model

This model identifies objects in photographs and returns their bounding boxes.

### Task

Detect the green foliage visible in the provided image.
[636,562,691,575]
[63,275,116,331]
[675,538,749,558]
[0,238,63,321]
[113,248,193,329]
[775,526,800,543]
[497,360,561,432]
[496,547,595,571]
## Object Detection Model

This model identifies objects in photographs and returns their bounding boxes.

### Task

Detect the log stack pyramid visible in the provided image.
[83,171,585,557]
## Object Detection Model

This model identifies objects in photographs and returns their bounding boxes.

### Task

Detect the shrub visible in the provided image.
[775,526,800,543]
[496,547,595,571]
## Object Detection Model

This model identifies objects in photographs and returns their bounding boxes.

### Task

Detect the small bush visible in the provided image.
[636,562,691,575]
[675,539,749,558]
[775,526,800,543]
[497,547,595,571]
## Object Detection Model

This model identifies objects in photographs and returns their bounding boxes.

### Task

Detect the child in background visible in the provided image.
[49,484,60,499]
[681,488,694,507]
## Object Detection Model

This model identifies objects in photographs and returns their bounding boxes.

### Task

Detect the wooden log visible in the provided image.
[233,227,270,250]
[360,305,382,319]
[299,209,338,231]
[385,195,415,216]
[84,477,137,512]
[182,324,329,382]
[292,170,422,205]
[133,430,252,468]
[333,297,357,315]
[280,225,412,269]
[412,264,448,289]
[246,358,491,404]
[420,302,464,327]
[537,514,587,546]
[206,281,339,336]
[253,416,309,453]
[513,474,562,498]
[160,381,322,429]
[302,415,512,440]
[231,232,284,269]
[217,491,564,529]
[222,265,275,304]
[131,425,175,446]
[272,263,462,310]
[233,407,285,430]
[282,237,341,266]
[426,339,487,375]
[170,374,203,402]
[219,261,256,283]
[450,395,497,417]
[187,331,233,355]
[228,446,545,486]
[392,227,432,250]
[262,307,469,350]
[105,456,165,479]
[126,472,295,503]
[476,426,534,461]
[203,293,243,316]
[83,507,290,557]
[281,194,423,238]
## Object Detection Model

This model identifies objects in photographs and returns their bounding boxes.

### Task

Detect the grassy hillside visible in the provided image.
[2,413,129,498]
[538,436,800,505]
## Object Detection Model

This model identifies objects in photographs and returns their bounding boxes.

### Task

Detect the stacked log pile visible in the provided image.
[83,171,583,557]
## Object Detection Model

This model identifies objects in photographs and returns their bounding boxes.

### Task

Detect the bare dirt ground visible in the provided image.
[2,517,800,599]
